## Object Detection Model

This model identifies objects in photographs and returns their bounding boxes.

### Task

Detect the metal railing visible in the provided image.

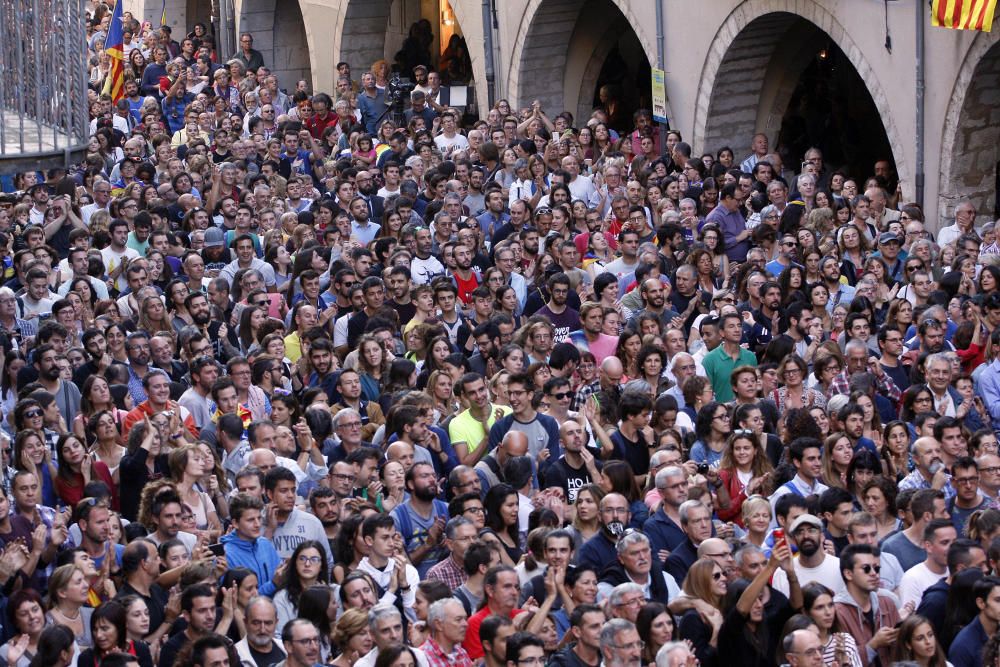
[0,0,89,171]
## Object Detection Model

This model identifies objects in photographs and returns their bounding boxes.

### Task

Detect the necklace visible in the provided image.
[54,606,81,621]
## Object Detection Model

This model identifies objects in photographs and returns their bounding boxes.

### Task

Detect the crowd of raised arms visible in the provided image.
[1,4,1000,667]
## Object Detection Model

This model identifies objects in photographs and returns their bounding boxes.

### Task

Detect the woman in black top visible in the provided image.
[78,600,154,667]
[717,541,800,667]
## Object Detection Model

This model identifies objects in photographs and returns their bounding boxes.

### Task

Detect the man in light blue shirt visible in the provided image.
[348,196,381,245]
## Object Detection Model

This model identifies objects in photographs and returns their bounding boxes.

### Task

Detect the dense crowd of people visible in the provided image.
[0,4,999,667]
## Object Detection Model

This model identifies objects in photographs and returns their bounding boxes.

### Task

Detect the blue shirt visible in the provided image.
[948,615,988,667]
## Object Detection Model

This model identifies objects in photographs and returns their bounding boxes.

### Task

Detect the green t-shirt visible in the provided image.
[449,404,512,455]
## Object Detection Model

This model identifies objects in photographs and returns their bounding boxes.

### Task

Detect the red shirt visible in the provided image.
[305,112,339,140]
[453,272,480,305]
[462,607,524,660]
[55,460,119,510]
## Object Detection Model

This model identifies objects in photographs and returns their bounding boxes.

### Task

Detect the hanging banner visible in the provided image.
[651,68,667,123]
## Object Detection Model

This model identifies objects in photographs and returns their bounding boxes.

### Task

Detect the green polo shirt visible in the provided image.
[702,344,758,403]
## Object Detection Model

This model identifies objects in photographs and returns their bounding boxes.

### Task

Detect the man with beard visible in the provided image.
[747,281,782,356]
[567,302,619,364]
[355,170,384,222]
[32,344,80,425]
[578,493,632,573]
[773,301,814,360]
[771,514,842,595]
[410,226,445,285]
[185,291,230,363]
[596,619,643,667]
[468,323,501,378]
[667,266,710,335]
[391,461,449,577]
[534,273,580,343]
[178,356,219,430]
[820,256,856,314]
[384,266,416,327]
[451,242,481,306]
[235,597,285,667]
[627,278,680,332]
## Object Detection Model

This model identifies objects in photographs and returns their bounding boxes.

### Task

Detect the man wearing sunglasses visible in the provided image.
[834,543,901,667]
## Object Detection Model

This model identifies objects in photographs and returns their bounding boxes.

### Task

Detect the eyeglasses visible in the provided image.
[549,392,571,400]
[980,466,1000,474]
[954,476,980,486]
[338,421,362,429]
[23,410,42,419]
[711,571,724,580]
[297,555,322,565]
[858,563,881,574]
[793,648,824,658]
[713,413,730,421]
[291,637,321,646]
[331,473,356,482]
[613,597,644,608]
[463,506,485,514]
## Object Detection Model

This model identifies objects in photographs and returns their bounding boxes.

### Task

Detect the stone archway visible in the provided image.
[508,0,661,123]
[236,0,311,87]
[692,0,907,185]
[938,31,1000,223]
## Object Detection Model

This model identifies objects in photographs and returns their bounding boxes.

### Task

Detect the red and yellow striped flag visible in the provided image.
[102,0,125,102]
[932,0,998,31]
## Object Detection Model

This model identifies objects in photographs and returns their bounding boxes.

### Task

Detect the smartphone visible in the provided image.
[207,543,225,557]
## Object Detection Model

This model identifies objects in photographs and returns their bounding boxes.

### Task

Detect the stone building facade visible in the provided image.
[122,0,1000,231]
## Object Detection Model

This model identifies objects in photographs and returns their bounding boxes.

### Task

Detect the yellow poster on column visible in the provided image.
[651,68,667,123]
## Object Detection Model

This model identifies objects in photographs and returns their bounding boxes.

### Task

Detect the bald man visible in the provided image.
[474,430,528,493]
[542,419,602,502]
[697,537,737,581]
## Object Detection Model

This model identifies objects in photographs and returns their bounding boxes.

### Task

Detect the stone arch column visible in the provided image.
[692,0,907,187]
[938,31,1000,223]
[235,0,311,88]
[507,0,658,116]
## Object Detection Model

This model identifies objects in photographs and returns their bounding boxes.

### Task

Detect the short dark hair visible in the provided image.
[229,492,263,522]
[505,631,545,664]
[839,543,879,579]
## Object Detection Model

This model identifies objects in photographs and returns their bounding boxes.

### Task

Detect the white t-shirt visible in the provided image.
[101,245,141,292]
[771,554,844,597]
[898,562,948,610]
[434,132,470,155]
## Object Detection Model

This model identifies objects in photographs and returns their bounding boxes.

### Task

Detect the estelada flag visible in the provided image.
[932,0,998,31]
[102,0,126,102]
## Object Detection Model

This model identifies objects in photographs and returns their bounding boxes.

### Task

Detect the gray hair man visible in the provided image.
[423,598,470,661]
[599,618,643,667]
[236,597,284,664]
[655,641,695,667]
[599,531,679,607]
[605,582,644,623]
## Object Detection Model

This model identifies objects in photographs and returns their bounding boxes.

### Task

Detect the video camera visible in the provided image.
[385,72,415,109]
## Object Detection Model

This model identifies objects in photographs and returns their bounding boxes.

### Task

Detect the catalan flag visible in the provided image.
[932,0,998,31]
[102,0,125,103]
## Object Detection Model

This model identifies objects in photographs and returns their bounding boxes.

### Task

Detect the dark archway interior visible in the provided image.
[591,34,651,133]
[776,39,895,183]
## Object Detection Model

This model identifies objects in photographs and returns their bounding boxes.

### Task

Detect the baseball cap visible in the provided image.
[789,514,823,534]
[878,231,900,245]
[204,227,225,248]
[412,65,428,74]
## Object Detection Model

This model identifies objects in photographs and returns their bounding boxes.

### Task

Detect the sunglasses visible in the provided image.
[712,571,724,581]
[24,410,43,419]
[549,392,571,400]
[859,564,881,574]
